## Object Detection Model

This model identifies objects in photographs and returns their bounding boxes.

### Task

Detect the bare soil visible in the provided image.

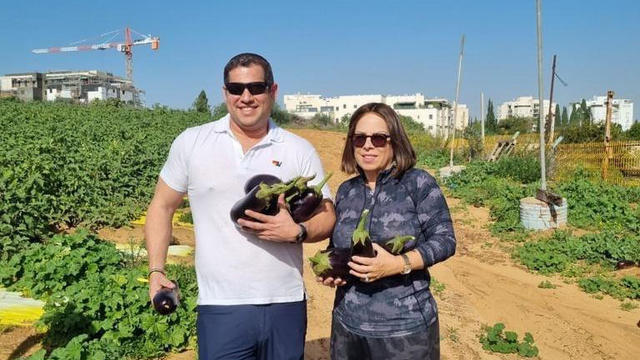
[3,129,639,360]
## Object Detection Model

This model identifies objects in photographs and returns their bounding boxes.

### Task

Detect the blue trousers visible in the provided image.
[330,315,440,360]
[197,300,306,360]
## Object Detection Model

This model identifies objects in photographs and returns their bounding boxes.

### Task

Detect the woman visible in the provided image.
[319,103,456,359]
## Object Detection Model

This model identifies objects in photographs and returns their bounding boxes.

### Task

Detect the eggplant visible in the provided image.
[153,281,180,315]
[244,174,282,194]
[308,248,351,279]
[284,174,316,200]
[289,172,333,223]
[351,209,375,258]
[383,235,415,255]
[230,181,294,224]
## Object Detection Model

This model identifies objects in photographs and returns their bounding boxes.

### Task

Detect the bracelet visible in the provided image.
[148,268,166,278]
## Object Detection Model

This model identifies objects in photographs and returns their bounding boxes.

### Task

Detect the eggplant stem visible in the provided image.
[256,181,296,200]
[313,172,333,194]
[385,235,415,254]
[352,209,370,246]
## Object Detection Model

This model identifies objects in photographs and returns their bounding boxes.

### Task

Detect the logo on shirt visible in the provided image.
[272,160,282,167]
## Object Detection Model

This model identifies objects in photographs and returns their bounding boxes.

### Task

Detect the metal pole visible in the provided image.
[481,92,485,143]
[547,55,557,145]
[602,90,614,180]
[449,34,465,168]
[536,0,546,190]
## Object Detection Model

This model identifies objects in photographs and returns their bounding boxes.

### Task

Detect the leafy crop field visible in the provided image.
[1,100,639,359]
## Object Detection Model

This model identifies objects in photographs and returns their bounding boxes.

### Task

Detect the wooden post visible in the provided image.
[602,90,614,180]
[547,55,557,144]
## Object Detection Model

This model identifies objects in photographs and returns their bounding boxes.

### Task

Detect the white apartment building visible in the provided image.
[0,70,137,103]
[283,93,468,137]
[581,95,634,131]
[498,96,556,121]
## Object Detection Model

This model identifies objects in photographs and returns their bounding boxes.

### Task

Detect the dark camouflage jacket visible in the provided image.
[330,167,456,337]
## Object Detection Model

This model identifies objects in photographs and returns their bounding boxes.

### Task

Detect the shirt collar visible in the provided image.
[357,162,397,185]
[212,114,284,143]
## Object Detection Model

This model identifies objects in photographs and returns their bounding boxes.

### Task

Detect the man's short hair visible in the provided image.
[223,53,274,86]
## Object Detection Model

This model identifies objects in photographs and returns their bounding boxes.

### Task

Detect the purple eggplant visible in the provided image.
[308,248,351,279]
[289,172,333,223]
[351,209,375,258]
[283,174,316,200]
[153,281,180,315]
[383,235,415,254]
[230,182,294,224]
[244,174,282,194]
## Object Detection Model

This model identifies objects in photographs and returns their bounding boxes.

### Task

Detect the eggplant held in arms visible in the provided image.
[351,209,375,257]
[230,181,294,224]
[288,172,333,223]
[244,174,282,194]
[383,235,415,255]
[308,248,351,279]
[153,281,180,315]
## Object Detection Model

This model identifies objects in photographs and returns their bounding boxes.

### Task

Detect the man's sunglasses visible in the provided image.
[352,133,391,148]
[225,82,270,96]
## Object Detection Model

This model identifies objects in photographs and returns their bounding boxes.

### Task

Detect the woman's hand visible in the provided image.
[316,276,347,288]
[349,243,403,283]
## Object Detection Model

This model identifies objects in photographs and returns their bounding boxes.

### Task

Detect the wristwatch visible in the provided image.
[400,253,412,275]
[295,223,308,244]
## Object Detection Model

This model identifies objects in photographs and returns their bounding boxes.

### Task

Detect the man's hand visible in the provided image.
[149,271,176,302]
[316,276,347,288]
[237,194,300,243]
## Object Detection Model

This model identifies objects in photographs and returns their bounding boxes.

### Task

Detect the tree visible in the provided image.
[580,99,591,125]
[554,104,561,127]
[627,121,640,140]
[463,122,483,160]
[561,106,569,126]
[310,113,332,127]
[398,115,425,133]
[193,90,210,114]
[211,102,228,119]
[497,116,534,135]
[485,99,497,134]
[270,103,291,125]
[569,104,580,125]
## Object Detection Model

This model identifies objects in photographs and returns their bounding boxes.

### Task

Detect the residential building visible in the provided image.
[0,72,44,101]
[283,93,468,137]
[498,96,556,121]
[581,95,634,131]
[0,70,138,104]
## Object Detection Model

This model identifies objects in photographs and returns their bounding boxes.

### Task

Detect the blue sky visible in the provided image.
[1,0,638,120]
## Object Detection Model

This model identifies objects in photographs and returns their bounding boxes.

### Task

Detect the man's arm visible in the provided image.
[145,178,186,300]
[238,196,336,243]
[300,198,335,243]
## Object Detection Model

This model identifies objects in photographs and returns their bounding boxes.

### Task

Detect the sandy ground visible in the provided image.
[2,128,639,360]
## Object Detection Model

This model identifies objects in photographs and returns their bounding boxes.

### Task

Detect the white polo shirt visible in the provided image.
[160,114,332,305]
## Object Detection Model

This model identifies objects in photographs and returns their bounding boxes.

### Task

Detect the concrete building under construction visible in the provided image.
[0,70,139,104]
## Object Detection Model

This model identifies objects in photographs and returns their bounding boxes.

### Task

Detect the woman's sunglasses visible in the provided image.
[352,133,391,148]
[225,82,270,96]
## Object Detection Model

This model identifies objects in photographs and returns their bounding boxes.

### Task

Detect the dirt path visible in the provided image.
[293,129,640,360]
[3,129,639,360]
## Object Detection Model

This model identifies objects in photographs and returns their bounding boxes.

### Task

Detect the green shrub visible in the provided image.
[479,323,539,357]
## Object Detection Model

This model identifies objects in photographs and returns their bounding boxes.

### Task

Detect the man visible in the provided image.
[145,53,336,360]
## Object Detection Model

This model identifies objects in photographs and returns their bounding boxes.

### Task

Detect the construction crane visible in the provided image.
[32,27,159,84]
